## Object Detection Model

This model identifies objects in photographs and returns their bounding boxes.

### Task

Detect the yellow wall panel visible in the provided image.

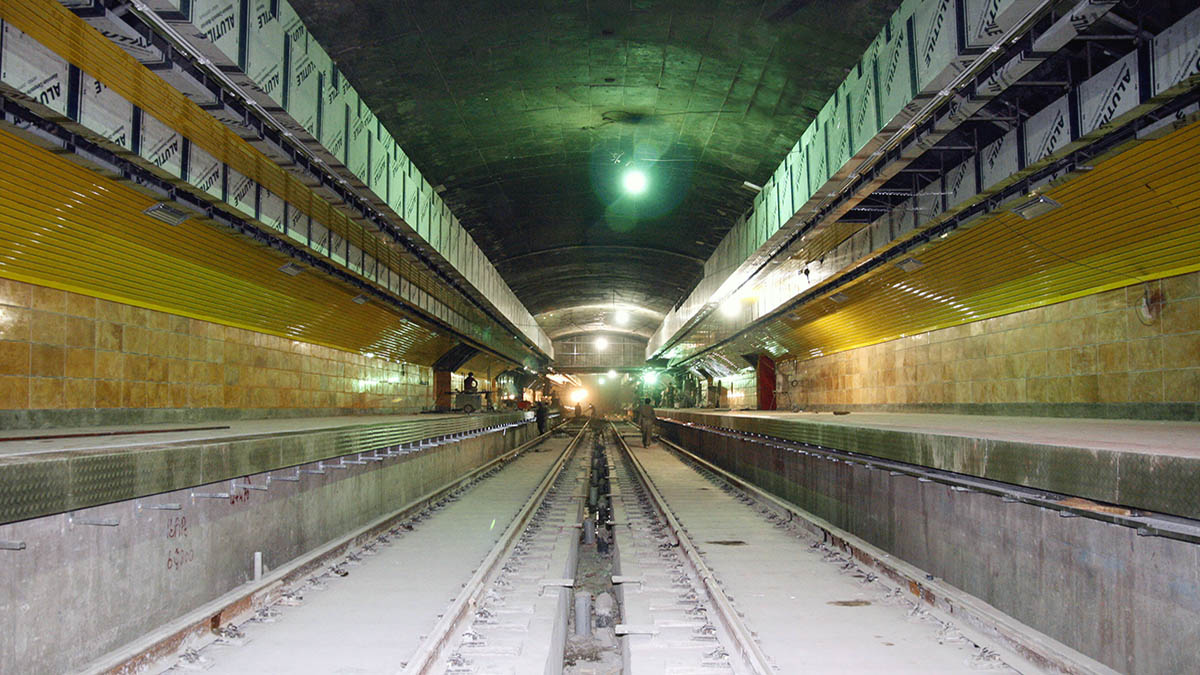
[706,119,1200,369]
[0,126,454,367]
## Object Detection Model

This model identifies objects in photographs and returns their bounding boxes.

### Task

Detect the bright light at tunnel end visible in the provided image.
[622,169,648,195]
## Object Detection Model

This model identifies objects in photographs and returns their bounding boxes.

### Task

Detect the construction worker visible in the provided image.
[635,398,656,447]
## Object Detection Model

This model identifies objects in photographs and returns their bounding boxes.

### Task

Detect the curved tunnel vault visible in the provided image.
[0,1,1198,673]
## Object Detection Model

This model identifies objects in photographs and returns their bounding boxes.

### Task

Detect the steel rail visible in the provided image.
[651,431,1120,675]
[399,420,590,674]
[608,422,774,675]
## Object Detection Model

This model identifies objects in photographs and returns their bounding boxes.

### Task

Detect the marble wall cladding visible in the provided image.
[777,272,1200,413]
[711,372,758,410]
[0,279,434,414]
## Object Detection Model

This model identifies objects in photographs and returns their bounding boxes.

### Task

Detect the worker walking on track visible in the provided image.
[535,400,549,434]
[635,397,657,447]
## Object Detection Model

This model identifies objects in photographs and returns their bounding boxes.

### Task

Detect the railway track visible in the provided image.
[609,421,1026,674]
[183,420,588,674]
[168,418,1037,674]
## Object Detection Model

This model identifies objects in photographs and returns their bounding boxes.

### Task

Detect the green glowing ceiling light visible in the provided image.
[622,169,647,195]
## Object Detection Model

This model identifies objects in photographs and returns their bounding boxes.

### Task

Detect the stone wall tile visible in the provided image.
[0,341,31,376]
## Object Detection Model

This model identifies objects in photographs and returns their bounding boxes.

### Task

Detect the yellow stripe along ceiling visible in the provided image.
[0,0,497,352]
[0,125,467,367]
[681,117,1200,365]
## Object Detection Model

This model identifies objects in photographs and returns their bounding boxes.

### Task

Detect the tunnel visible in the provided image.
[0,0,1198,672]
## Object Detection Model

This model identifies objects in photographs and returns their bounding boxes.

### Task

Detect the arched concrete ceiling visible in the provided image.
[535,303,665,342]
[289,0,901,322]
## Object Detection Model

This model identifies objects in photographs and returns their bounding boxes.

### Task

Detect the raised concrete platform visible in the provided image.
[653,411,1200,673]
[0,412,545,673]
[0,411,529,525]
[658,409,1200,519]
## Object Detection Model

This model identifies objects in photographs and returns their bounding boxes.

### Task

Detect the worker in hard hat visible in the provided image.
[635,398,656,447]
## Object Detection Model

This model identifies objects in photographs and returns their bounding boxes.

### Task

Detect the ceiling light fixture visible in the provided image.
[614,309,630,325]
[895,257,923,272]
[829,292,849,303]
[595,336,609,350]
[720,298,740,317]
[278,262,303,276]
[352,294,369,304]
[607,369,617,378]
[622,169,648,195]
[1010,195,1062,220]
[741,181,763,192]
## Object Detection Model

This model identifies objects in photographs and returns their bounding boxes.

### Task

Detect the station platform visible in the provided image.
[0,411,530,525]
[656,409,1200,520]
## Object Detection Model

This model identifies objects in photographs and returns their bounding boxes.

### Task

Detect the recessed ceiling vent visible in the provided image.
[1009,195,1062,220]
[601,110,647,125]
[143,202,194,226]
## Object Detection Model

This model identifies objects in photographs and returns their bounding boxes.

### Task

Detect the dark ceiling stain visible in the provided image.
[766,0,820,23]
[288,0,901,318]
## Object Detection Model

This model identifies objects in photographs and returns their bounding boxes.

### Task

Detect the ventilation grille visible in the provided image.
[1009,195,1062,220]
[142,202,194,226]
